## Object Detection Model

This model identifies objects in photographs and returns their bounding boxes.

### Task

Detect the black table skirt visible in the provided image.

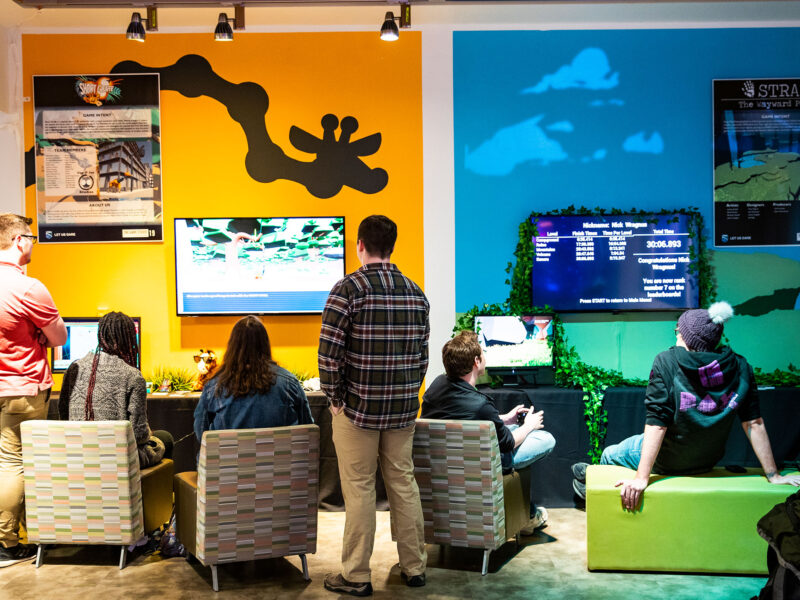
[477,385,800,509]
[68,385,798,511]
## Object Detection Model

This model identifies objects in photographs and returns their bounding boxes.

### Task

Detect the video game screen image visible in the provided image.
[475,315,554,369]
[52,317,141,372]
[174,217,345,315]
[531,213,699,312]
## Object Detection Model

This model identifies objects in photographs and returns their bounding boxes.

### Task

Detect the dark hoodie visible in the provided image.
[646,345,760,475]
[421,374,516,472]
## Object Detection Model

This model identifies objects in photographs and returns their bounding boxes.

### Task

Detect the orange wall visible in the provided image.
[22,32,424,387]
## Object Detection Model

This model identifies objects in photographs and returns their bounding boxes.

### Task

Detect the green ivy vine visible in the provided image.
[456,206,710,463]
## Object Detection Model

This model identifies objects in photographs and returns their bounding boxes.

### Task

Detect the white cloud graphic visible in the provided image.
[465,115,568,176]
[622,131,664,154]
[522,48,619,95]
[546,121,575,132]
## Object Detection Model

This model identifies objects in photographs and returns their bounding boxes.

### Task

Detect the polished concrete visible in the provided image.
[0,509,765,599]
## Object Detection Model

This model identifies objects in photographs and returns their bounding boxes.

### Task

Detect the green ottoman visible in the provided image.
[586,465,800,574]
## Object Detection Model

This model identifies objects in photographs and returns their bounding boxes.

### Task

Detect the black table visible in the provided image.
[478,385,800,509]
[77,385,798,511]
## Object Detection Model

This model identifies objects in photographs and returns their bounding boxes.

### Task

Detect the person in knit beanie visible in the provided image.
[572,300,800,509]
[676,301,734,352]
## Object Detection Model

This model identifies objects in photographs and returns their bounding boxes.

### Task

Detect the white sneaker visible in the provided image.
[520,506,548,535]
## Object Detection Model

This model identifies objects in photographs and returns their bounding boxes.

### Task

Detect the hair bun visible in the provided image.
[707,301,734,325]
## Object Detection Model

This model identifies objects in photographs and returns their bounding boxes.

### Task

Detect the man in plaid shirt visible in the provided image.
[319,215,429,596]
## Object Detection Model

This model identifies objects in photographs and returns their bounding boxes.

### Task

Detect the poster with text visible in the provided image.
[713,78,800,247]
[33,74,162,243]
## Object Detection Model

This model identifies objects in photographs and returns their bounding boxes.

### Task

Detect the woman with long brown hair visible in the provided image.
[193,315,312,441]
[59,311,173,467]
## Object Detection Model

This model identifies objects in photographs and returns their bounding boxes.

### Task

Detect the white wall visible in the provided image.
[0,26,24,215]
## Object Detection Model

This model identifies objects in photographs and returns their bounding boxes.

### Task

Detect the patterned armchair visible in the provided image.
[411,419,531,575]
[174,425,319,592]
[21,420,145,569]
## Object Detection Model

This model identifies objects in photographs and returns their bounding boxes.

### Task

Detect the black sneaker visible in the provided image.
[573,479,586,500]
[0,543,37,568]
[324,573,373,597]
[401,571,426,587]
[571,462,589,482]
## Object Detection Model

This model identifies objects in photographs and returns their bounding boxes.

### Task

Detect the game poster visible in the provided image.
[713,78,800,247]
[33,74,162,243]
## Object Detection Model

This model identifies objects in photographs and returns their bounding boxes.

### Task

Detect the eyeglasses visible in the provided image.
[19,234,37,244]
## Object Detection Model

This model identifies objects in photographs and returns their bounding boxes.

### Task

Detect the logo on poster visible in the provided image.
[742,81,755,98]
[75,76,122,106]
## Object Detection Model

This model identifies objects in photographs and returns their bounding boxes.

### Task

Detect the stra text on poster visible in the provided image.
[713,78,800,247]
[33,74,162,243]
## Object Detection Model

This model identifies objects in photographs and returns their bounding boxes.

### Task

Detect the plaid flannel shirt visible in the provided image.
[318,262,429,430]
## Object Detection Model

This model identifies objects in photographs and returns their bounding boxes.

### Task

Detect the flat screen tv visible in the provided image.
[174,217,345,315]
[475,315,555,386]
[531,213,700,312]
[51,317,141,372]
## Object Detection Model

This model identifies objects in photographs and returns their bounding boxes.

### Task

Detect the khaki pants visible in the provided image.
[332,411,426,582]
[0,390,49,548]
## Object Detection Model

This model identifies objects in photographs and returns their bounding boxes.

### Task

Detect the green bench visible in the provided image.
[586,465,800,574]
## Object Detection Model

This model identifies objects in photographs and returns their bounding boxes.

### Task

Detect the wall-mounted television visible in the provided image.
[475,314,555,386]
[174,217,345,315]
[531,213,700,312]
[51,317,141,373]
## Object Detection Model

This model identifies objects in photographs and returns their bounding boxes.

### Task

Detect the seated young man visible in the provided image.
[421,330,556,531]
[572,302,800,510]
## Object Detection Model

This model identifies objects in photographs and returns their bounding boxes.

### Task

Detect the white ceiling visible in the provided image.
[3,0,800,30]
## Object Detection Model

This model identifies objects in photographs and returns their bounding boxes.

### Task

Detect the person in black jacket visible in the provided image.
[421,330,555,531]
[573,301,800,510]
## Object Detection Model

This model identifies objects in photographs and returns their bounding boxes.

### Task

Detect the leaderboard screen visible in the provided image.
[531,214,700,312]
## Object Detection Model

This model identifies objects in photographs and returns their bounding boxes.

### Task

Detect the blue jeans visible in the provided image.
[507,425,556,470]
[600,433,644,470]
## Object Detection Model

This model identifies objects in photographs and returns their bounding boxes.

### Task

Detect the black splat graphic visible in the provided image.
[112,55,388,198]
[24,55,388,198]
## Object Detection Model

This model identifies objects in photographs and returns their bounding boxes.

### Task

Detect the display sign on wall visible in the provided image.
[713,78,800,247]
[33,74,162,243]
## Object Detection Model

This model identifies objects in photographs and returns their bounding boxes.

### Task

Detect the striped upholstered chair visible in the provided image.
[411,419,531,575]
[20,420,145,569]
[174,424,319,592]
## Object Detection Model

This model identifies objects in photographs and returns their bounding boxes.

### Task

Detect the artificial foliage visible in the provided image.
[148,366,197,392]
[753,364,800,388]
[458,206,708,463]
[458,205,798,460]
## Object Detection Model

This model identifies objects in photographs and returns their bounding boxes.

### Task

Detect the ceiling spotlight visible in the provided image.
[380,3,411,42]
[126,12,146,42]
[125,7,157,42]
[215,5,245,41]
[214,13,233,41]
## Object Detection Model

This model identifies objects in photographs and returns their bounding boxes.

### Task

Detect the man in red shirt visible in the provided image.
[0,214,66,568]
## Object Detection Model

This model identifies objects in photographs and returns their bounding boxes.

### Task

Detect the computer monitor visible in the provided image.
[51,317,141,373]
[174,217,345,315]
[474,314,555,387]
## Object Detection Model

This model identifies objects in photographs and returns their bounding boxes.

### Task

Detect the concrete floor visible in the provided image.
[0,509,765,599]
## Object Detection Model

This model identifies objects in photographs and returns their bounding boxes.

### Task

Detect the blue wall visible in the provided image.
[454,28,800,375]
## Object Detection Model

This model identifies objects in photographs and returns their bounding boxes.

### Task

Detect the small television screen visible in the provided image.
[531,213,700,312]
[174,217,345,315]
[51,317,141,373]
[475,315,554,369]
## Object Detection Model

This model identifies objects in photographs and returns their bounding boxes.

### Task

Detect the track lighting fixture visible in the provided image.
[215,5,245,41]
[380,3,411,42]
[125,7,157,42]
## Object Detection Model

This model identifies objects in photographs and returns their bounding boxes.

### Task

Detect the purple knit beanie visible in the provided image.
[677,302,734,352]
